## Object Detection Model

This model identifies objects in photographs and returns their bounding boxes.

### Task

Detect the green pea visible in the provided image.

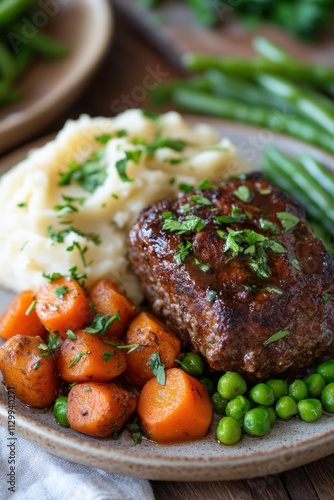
[216,416,242,445]
[198,376,215,396]
[217,372,247,400]
[275,395,298,420]
[265,379,288,400]
[288,379,309,402]
[249,383,275,406]
[258,405,277,426]
[211,391,228,414]
[297,398,322,423]
[226,395,251,421]
[243,408,271,437]
[316,360,334,384]
[305,373,326,398]
[54,396,69,427]
[321,383,334,413]
[177,352,204,377]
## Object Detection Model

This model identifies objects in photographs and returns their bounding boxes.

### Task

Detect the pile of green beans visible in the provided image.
[151,36,334,243]
[0,0,67,107]
[178,352,334,446]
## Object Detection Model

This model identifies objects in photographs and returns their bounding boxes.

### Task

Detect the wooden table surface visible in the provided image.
[2,3,334,499]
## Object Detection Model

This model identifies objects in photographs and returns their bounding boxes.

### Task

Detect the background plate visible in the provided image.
[0,118,333,481]
[0,0,112,155]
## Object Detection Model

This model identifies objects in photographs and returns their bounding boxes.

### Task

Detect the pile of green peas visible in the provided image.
[177,353,334,446]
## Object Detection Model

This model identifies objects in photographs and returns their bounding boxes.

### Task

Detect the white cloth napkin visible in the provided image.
[0,426,155,500]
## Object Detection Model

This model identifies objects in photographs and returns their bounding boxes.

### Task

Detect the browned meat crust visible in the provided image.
[128,172,334,381]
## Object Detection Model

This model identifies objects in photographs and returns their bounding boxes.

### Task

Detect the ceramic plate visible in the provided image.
[0,119,334,481]
[0,0,113,155]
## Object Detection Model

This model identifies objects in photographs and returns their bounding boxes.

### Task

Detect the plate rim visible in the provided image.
[0,118,334,481]
[0,0,113,155]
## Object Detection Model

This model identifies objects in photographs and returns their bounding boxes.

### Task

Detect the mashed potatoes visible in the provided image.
[0,110,244,304]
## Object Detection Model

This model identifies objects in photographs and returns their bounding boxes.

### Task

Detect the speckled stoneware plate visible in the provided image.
[0,0,113,155]
[0,118,333,481]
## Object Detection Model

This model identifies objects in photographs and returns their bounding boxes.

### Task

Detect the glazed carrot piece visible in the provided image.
[0,334,58,408]
[124,312,181,388]
[89,279,137,337]
[67,382,137,437]
[36,277,93,339]
[56,330,126,383]
[0,290,46,340]
[137,368,213,443]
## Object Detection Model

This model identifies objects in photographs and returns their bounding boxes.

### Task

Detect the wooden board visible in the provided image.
[113,0,334,67]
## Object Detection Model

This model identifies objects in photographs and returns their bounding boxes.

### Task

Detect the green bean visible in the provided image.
[204,70,296,112]
[252,37,293,64]
[150,75,211,106]
[262,146,334,235]
[298,154,334,198]
[171,88,334,155]
[0,0,36,27]
[257,74,334,136]
[13,47,33,79]
[9,22,68,59]
[184,53,334,85]
[0,78,11,101]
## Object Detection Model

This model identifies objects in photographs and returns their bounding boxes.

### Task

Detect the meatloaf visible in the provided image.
[128,172,334,381]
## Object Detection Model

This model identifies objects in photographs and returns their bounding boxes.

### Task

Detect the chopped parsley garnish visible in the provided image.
[263,329,290,347]
[95,130,127,144]
[198,179,215,190]
[141,109,160,121]
[264,286,283,295]
[53,284,71,299]
[67,241,92,267]
[165,157,188,165]
[149,352,166,385]
[25,300,37,315]
[33,361,40,371]
[174,241,192,265]
[47,225,101,245]
[59,150,107,193]
[277,212,300,232]
[54,194,86,217]
[179,183,194,192]
[68,266,87,286]
[259,218,279,234]
[102,351,115,363]
[17,202,28,208]
[145,138,188,156]
[84,312,121,335]
[66,330,77,340]
[193,258,211,272]
[207,290,217,303]
[68,351,87,369]
[259,188,272,195]
[189,195,212,207]
[39,333,60,358]
[220,228,286,279]
[102,340,139,354]
[162,214,206,234]
[214,214,244,225]
[84,386,92,392]
[322,293,332,304]
[291,259,301,270]
[115,150,142,182]
[233,185,252,203]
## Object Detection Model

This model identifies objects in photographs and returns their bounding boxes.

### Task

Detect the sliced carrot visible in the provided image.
[67,382,138,437]
[36,277,93,339]
[0,290,46,340]
[55,330,126,383]
[137,367,213,443]
[124,312,181,388]
[0,334,57,408]
[89,279,137,337]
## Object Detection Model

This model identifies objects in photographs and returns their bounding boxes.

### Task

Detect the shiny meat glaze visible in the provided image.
[128,172,334,381]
